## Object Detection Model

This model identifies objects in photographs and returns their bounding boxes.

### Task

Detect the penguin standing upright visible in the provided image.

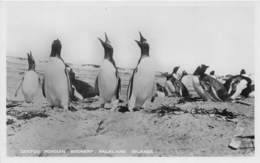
[95,33,121,110]
[14,51,40,103]
[42,39,73,110]
[127,32,156,112]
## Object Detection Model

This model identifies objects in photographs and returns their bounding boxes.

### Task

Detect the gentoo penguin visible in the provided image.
[165,66,190,98]
[95,33,121,110]
[42,39,73,110]
[67,66,99,100]
[14,51,40,103]
[192,64,229,101]
[164,67,179,96]
[127,32,156,111]
[224,69,254,99]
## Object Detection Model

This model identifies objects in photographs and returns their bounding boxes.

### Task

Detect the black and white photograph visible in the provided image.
[2,1,257,157]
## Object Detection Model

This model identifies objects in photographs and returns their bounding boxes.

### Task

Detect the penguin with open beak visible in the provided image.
[127,32,156,112]
[42,39,75,111]
[95,33,121,110]
[14,51,40,103]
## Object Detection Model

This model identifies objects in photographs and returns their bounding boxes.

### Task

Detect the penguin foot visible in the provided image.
[133,107,143,112]
[118,105,129,113]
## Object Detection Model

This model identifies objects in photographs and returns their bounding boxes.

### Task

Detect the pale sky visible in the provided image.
[4,2,254,75]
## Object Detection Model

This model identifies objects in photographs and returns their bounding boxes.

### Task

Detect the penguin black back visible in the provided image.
[68,68,99,99]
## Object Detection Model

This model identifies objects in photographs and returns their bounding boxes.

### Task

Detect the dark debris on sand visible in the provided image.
[6,97,254,156]
[7,109,49,120]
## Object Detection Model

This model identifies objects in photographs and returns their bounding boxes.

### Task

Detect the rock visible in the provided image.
[228,137,241,150]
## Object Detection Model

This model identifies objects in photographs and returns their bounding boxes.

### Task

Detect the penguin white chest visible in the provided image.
[44,58,69,107]
[98,60,118,101]
[22,71,39,102]
[131,58,156,104]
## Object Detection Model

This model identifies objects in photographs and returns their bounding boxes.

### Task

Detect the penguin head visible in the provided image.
[135,32,149,56]
[182,70,188,76]
[210,70,215,76]
[240,69,246,75]
[193,64,209,76]
[27,51,35,71]
[200,64,209,74]
[172,66,180,74]
[50,39,62,57]
[98,33,113,59]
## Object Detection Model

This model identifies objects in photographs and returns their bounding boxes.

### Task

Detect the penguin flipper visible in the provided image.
[14,77,24,97]
[181,83,190,98]
[116,77,121,99]
[127,69,136,100]
[42,77,46,98]
[65,67,72,101]
[94,76,99,96]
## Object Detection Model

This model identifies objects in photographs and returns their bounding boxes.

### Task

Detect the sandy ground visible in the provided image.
[6,56,254,156]
[6,96,254,156]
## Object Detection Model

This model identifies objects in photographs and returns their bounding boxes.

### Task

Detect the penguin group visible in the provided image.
[14,32,254,112]
[159,64,254,102]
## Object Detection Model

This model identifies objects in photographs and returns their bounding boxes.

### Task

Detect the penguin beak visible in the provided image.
[139,32,146,42]
[98,37,105,47]
[104,33,111,44]
[135,40,141,46]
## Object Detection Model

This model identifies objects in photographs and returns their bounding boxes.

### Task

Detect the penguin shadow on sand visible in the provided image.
[95,33,122,111]
[14,51,42,108]
[126,32,157,112]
